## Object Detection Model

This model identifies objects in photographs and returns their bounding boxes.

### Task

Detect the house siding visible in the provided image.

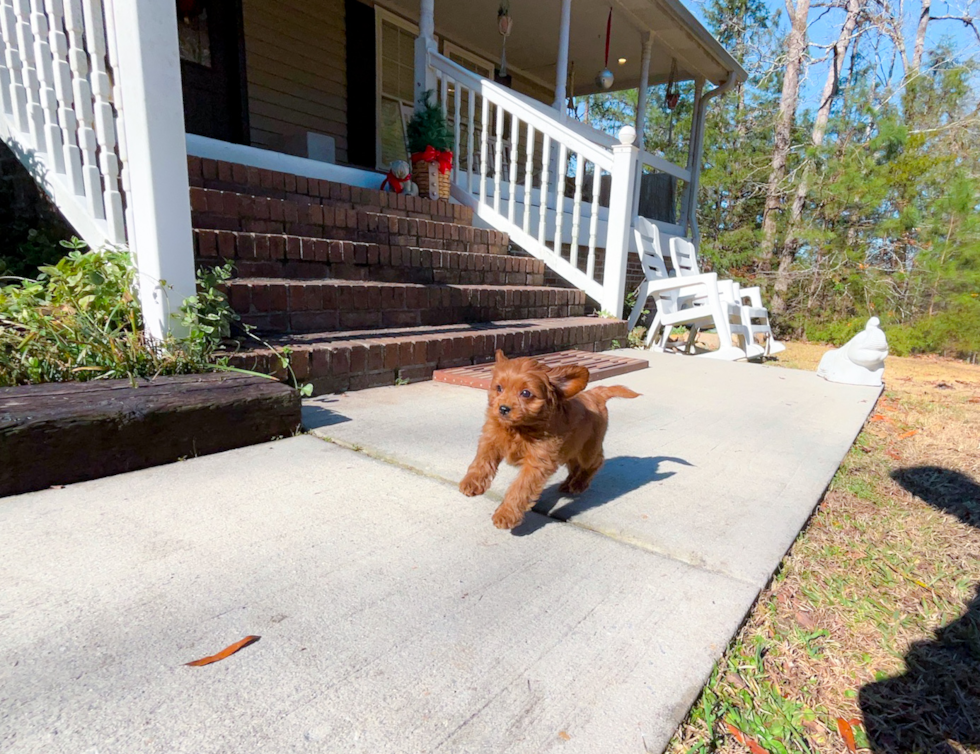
[242,0,348,163]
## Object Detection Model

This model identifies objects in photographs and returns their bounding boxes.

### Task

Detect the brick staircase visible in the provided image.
[188,157,627,395]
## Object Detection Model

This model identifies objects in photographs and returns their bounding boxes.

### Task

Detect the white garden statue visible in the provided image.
[817,317,889,387]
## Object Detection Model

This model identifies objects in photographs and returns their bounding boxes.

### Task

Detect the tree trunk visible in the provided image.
[772,0,863,313]
[912,0,931,74]
[759,0,810,288]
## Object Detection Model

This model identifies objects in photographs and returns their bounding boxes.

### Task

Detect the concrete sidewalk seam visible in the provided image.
[316,432,760,588]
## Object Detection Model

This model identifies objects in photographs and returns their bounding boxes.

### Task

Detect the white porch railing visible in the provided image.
[428,51,639,317]
[0,0,195,340]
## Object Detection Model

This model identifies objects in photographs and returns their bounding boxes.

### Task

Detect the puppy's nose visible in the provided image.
[498,404,511,416]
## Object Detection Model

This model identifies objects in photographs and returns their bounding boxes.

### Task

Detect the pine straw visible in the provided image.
[667,343,980,754]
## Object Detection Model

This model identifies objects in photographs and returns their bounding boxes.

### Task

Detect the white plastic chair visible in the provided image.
[667,236,784,358]
[627,221,750,360]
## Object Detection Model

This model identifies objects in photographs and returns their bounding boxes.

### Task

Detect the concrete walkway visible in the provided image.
[0,352,879,753]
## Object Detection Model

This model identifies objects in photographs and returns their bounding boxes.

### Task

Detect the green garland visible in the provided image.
[406,91,454,154]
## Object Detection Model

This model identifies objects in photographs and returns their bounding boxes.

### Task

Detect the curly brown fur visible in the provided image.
[459,350,641,529]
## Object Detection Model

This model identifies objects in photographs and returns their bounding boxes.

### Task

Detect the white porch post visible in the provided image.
[680,77,704,236]
[110,0,195,341]
[632,32,653,215]
[634,33,653,145]
[414,0,437,109]
[602,126,639,317]
[552,0,572,112]
[684,75,735,244]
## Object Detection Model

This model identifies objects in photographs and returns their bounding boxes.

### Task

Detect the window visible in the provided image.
[376,11,418,169]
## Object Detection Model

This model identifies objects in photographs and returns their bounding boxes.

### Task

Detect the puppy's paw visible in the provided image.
[491,503,525,530]
[560,478,591,495]
[459,473,492,497]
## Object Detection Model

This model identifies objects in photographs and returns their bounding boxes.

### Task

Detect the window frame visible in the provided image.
[374,7,419,170]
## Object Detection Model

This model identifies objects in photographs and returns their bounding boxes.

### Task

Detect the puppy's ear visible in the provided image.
[495,349,509,364]
[547,365,589,399]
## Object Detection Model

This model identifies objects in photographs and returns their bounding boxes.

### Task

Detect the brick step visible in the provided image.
[224,317,628,396]
[195,230,545,286]
[227,278,588,334]
[188,155,473,226]
[191,188,508,254]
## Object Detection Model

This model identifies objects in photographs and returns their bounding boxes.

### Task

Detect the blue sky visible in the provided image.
[686,0,980,110]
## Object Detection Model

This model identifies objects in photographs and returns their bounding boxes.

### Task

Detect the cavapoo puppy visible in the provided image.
[459,350,640,529]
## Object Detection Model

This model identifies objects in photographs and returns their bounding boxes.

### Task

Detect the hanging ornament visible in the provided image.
[497,1,513,77]
[177,0,206,23]
[595,7,614,90]
[567,61,576,114]
[664,58,679,110]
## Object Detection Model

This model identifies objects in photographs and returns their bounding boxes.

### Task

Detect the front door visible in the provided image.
[177,0,249,144]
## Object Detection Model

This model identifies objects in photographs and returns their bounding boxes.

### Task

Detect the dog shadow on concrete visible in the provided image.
[858,466,980,754]
[513,455,693,537]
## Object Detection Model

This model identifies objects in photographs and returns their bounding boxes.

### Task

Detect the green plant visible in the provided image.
[0,244,236,386]
[610,339,621,349]
[406,91,453,154]
[628,326,647,348]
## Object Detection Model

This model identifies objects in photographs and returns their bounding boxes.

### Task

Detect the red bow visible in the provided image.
[412,146,454,174]
[381,170,405,193]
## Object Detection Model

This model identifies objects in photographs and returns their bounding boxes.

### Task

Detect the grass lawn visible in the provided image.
[667,342,980,754]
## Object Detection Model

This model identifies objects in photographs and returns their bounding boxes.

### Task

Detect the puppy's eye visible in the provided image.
[520,389,533,399]
[496,384,503,393]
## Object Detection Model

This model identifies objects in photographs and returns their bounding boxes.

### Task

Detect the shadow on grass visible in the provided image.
[858,466,980,754]
[513,455,693,536]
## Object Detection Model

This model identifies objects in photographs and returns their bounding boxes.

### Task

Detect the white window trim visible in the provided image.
[441,41,494,78]
[375,7,419,170]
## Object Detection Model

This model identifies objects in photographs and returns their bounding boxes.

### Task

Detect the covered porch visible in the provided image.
[0,0,744,337]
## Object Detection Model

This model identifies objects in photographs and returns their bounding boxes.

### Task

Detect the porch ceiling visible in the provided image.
[381,0,746,93]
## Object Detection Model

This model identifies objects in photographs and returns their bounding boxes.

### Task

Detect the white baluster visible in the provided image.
[64,0,101,219]
[522,124,535,234]
[100,0,128,245]
[0,17,10,116]
[587,162,601,280]
[82,0,123,234]
[46,0,83,190]
[553,143,567,257]
[466,85,474,193]
[507,113,518,224]
[537,133,551,245]
[438,73,447,117]
[30,0,64,173]
[478,95,489,205]
[451,77,460,184]
[0,0,28,129]
[569,151,584,270]
[492,103,503,214]
[14,0,44,150]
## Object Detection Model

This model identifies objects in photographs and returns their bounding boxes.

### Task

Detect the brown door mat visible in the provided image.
[433,350,648,390]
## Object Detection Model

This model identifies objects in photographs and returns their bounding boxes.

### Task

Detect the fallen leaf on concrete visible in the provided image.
[836,717,858,753]
[557,731,571,741]
[898,430,918,440]
[726,722,770,754]
[186,635,261,666]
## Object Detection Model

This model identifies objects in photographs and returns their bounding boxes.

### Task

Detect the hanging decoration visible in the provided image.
[497,1,513,77]
[176,0,206,23]
[664,58,679,110]
[594,7,614,90]
[567,61,576,115]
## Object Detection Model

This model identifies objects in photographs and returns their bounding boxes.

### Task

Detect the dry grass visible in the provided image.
[667,342,980,754]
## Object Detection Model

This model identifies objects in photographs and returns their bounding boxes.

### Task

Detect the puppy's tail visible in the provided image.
[586,385,641,405]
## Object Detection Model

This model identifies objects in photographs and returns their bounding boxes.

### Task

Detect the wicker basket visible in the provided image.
[412,159,451,200]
